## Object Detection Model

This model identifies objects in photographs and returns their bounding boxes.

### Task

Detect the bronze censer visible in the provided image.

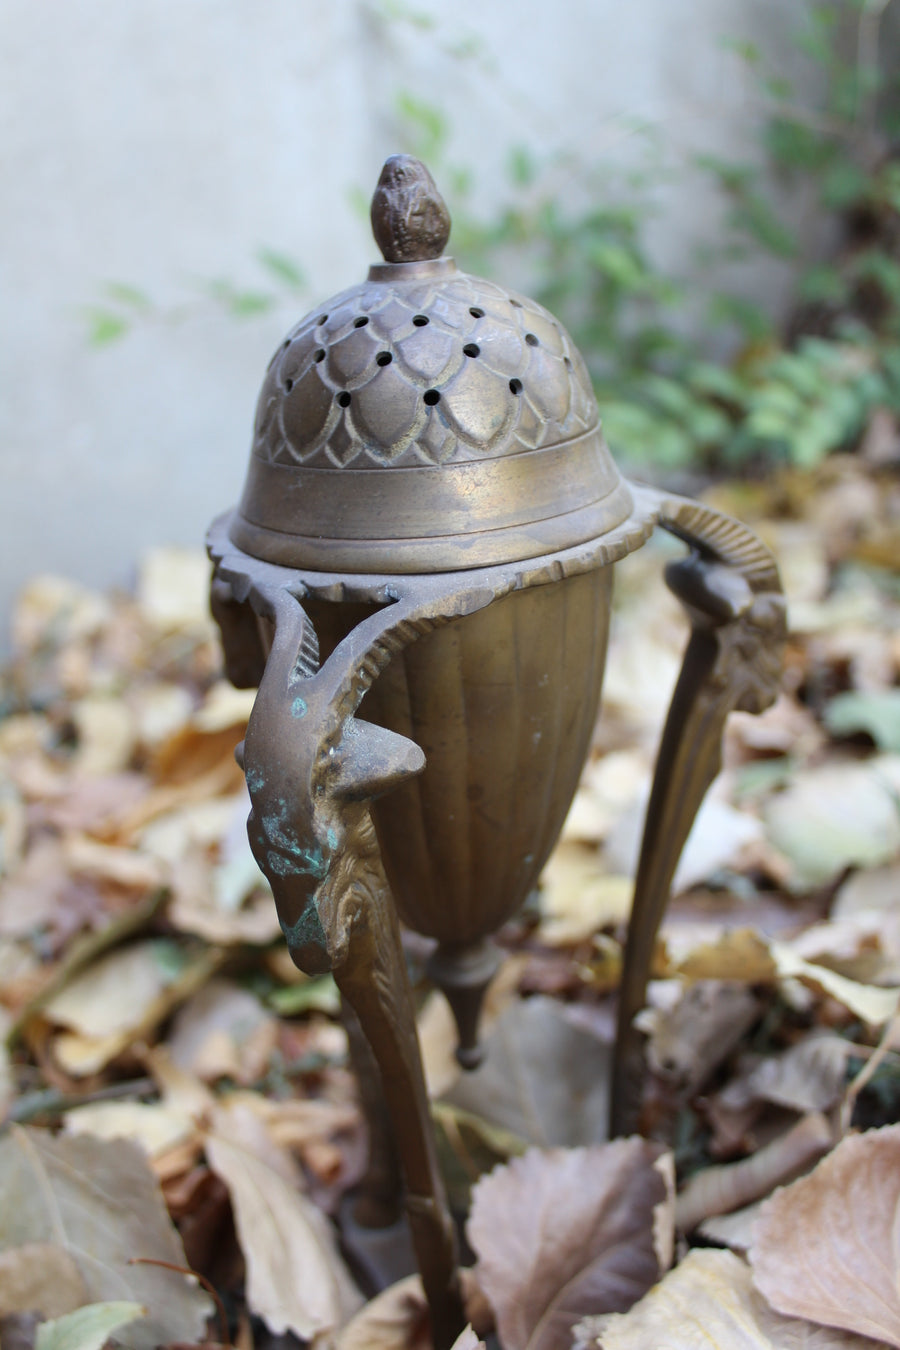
[208,156,785,1347]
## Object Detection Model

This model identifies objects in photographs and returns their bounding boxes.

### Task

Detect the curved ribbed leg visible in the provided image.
[610,496,785,1137]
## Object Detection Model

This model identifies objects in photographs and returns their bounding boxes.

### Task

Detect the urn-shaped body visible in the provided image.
[306,566,612,949]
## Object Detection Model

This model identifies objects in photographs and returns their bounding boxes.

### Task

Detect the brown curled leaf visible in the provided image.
[467,1139,667,1350]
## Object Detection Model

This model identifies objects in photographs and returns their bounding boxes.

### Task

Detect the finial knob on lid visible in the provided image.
[370,154,452,263]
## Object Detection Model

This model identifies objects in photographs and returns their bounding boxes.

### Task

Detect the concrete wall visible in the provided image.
[1,0,811,638]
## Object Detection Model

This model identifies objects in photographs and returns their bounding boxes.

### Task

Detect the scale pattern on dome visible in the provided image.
[253,271,598,469]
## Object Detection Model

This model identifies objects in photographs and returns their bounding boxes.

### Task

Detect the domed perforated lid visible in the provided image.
[230,156,635,573]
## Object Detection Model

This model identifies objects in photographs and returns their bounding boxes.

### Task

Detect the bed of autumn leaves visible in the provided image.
[1,450,900,1350]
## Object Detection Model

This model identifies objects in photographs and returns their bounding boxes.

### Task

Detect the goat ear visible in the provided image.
[330,719,425,802]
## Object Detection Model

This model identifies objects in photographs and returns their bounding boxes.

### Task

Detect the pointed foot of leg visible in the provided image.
[427,938,501,1072]
[455,1042,484,1071]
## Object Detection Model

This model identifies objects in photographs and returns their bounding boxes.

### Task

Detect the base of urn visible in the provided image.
[426,938,503,1070]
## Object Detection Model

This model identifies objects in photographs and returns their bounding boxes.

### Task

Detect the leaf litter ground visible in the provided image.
[1,457,899,1349]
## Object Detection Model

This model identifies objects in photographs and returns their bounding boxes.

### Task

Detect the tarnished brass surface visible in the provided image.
[367,569,613,943]
[371,156,451,263]
[295,565,611,948]
[210,491,658,1058]
[610,496,785,1137]
[229,155,630,573]
[216,560,492,1349]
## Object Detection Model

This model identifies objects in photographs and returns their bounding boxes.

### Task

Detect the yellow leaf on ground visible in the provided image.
[69,696,137,777]
[771,942,900,1025]
[675,928,776,983]
[41,940,224,1076]
[136,548,212,630]
[63,1101,196,1158]
[594,1248,877,1349]
[204,1102,362,1340]
[192,680,257,732]
[42,940,182,1038]
[538,842,633,946]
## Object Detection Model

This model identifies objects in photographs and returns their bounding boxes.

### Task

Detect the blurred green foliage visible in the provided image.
[393,0,900,474]
[89,0,900,476]
[84,248,308,346]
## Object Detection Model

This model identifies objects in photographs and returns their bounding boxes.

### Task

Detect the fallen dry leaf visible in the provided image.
[167,978,277,1084]
[834,864,900,922]
[136,548,213,631]
[696,1200,765,1253]
[63,1100,196,1159]
[143,1043,216,1119]
[191,680,257,733]
[39,939,224,1076]
[716,1033,858,1116]
[61,835,166,891]
[451,1330,486,1350]
[825,690,900,754]
[335,1270,490,1350]
[606,792,765,897]
[673,929,776,984]
[787,916,890,985]
[443,997,610,1148]
[167,855,280,946]
[771,943,900,1025]
[537,843,633,946]
[645,981,762,1093]
[727,691,825,759]
[218,1088,363,1196]
[0,839,76,937]
[675,1112,833,1233]
[594,1247,881,1348]
[0,1126,210,1349]
[35,772,151,836]
[561,749,649,845]
[42,939,186,1039]
[764,758,900,891]
[129,680,195,749]
[0,1243,87,1317]
[11,576,112,654]
[203,1101,362,1339]
[418,957,528,1100]
[68,695,137,776]
[335,1273,434,1350]
[750,1124,900,1346]
[0,781,26,878]
[419,990,468,1099]
[467,1139,667,1350]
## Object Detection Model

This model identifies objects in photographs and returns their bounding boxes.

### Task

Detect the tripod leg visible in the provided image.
[342,997,404,1232]
[333,812,463,1350]
[225,581,468,1350]
[611,497,785,1138]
